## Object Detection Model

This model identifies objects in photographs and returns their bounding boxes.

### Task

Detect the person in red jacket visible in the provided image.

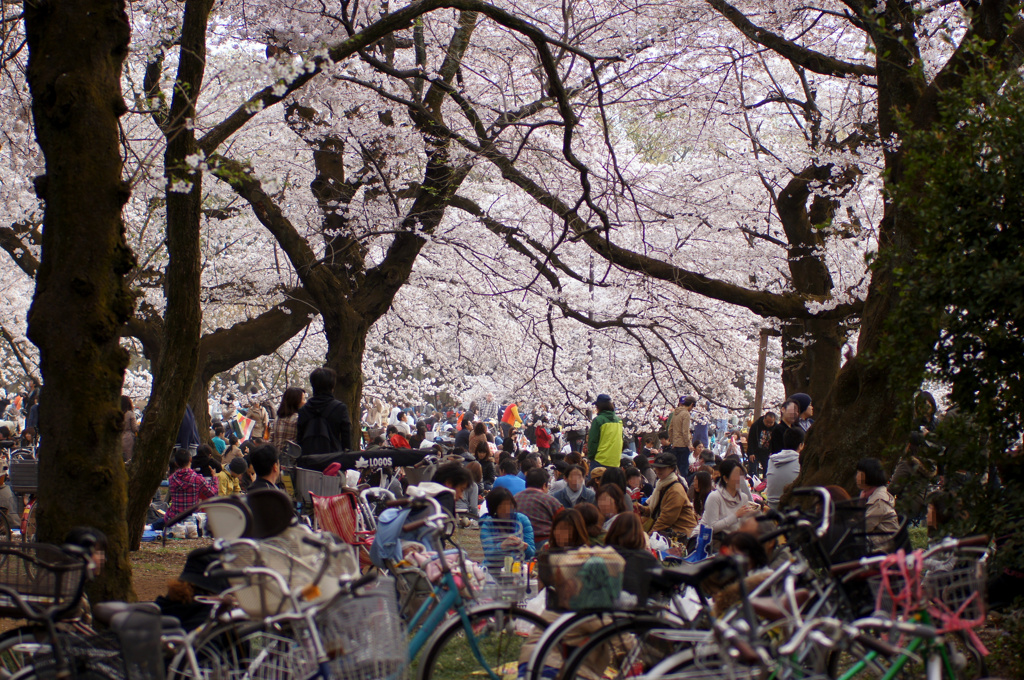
[535,418,553,462]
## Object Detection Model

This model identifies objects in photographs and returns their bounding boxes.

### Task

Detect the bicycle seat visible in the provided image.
[649,555,738,589]
[92,601,160,627]
[750,589,811,622]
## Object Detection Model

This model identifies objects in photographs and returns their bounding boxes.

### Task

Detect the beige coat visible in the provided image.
[668,405,691,449]
[651,474,698,536]
[865,486,900,553]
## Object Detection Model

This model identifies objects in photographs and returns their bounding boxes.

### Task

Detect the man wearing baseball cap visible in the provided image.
[641,452,697,536]
[587,394,624,468]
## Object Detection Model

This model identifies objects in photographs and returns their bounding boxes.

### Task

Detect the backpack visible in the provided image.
[299,402,342,456]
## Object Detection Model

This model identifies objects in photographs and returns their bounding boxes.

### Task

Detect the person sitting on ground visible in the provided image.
[625,466,653,502]
[473,441,496,488]
[604,513,657,599]
[217,457,248,496]
[514,468,564,546]
[641,453,698,538]
[458,461,483,521]
[856,457,900,553]
[211,425,227,456]
[480,487,536,571]
[192,444,222,478]
[222,434,243,466]
[543,509,590,551]
[547,460,569,496]
[517,452,542,480]
[699,459,756,537]
[153,449,218,530]
[246,444,282,492]
[432,461,473,518]
[552,464,596,509]
[491,457,527,495]
[595,484,629,531]
[575,502,606,544]
[387,425,411,449]
[598,466,633,510]
[688,470,715,519]
[156,546,231,631]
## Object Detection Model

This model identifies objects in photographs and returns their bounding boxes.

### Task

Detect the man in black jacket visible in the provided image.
[746,411,776,476]
[296,367,352,455]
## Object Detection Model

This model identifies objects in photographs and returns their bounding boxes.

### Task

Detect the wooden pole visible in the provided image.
[753,328,771,421]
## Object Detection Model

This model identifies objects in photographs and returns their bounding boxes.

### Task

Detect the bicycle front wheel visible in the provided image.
[560,615,687,680]
[0,626,45,680]
[416,603,547,680]
[168,620,320,680]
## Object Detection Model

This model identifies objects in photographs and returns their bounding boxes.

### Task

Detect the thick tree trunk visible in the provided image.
[323,314,369,451]
[780,318,845,404]
[795,252,902,492]
[23,0,136,601]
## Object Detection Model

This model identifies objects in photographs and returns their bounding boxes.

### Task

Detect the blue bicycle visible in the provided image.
[381,487,547,680]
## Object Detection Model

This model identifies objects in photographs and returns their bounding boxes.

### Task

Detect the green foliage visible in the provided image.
[876,70,1024,569]
[890,74,1024,448]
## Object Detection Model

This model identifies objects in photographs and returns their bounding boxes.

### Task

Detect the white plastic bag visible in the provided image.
[648,531,670,552]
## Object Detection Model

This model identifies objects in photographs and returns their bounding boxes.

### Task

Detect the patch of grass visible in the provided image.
[908,526,928,550]
[986,609,1024,679]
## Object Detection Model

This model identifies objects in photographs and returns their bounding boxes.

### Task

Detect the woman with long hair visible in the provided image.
[595,484,629,531]
[700,459,756,535]
[473,441,496,487]
[689,470,715,518]
[545,509,590,550]
[575,502,606,543]
[271,387,305,455]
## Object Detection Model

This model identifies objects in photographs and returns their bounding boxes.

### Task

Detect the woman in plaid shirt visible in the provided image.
[271,387,306,454]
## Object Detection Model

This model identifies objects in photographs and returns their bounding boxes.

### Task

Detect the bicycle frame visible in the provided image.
[394,489,505,679]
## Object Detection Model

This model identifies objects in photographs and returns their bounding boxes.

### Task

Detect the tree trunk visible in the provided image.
[125,0,212,551]
[780,318,846,404]
[795,252,902,492]
[23,0,136,601]
[323,314,369,451]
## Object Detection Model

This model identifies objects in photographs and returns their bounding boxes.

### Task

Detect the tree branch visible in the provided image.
[706,0,876,78]
[0,222,41,277]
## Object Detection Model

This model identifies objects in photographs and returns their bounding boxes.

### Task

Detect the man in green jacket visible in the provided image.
[587,394,624,468]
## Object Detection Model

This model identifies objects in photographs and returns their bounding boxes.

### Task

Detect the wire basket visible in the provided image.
[0,542,86,618]
[316,577,406,680]
[29,631,126,680]
[223,624,320,680]
[537,547,626,612]
[464,518,532,603]
[923,562,986,631]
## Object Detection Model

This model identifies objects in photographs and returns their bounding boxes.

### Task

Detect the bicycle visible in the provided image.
[0,539,177,680]
[531,487,842,680]
[641,535,992,680]
[379,486,547,680]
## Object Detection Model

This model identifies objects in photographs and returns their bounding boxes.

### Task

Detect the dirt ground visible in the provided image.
[130,537,213,601]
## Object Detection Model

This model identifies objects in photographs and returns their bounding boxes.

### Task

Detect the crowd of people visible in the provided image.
[2,372,1018,586]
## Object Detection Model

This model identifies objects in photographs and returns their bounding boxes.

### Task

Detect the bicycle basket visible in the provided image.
[0,542,87,618]
[316,576,406,680]
[923,560,987,631]
[463,518,532,603]
[29,631,126,680]
[538,547,626,612]
[222,529,359,617]
[217,622,320,680]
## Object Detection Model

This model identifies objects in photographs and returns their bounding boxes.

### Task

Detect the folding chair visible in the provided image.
[311,491,375,570]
